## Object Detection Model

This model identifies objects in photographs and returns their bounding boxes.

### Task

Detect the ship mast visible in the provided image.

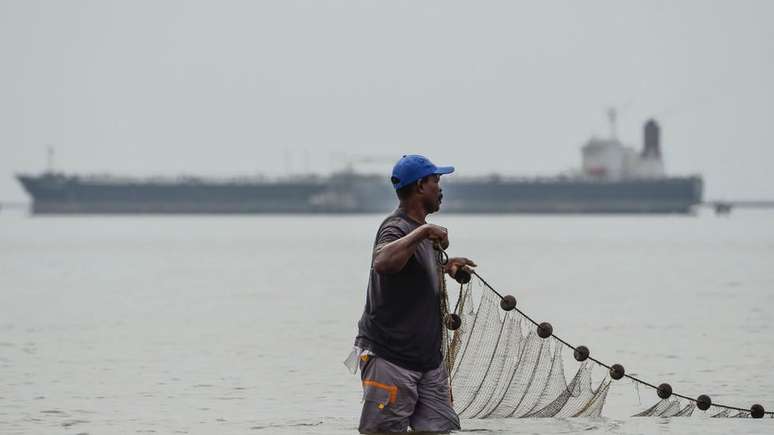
[607,107,618,140]
[46,145,55,173]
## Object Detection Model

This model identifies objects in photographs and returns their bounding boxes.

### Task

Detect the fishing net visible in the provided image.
[440,275,772,419]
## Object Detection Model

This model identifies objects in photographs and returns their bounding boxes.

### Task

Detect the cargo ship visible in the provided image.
[16,117,703,214]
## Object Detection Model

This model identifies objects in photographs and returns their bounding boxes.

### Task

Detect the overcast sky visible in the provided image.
[1,0,772,201]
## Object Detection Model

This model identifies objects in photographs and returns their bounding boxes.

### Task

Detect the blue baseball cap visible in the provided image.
[391,155,455,190]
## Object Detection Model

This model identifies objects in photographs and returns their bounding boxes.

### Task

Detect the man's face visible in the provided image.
[419,174,443,213]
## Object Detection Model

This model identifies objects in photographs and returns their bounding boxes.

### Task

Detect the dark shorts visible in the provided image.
[358,355,460,433]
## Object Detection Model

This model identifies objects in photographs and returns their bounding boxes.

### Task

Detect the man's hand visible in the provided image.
[421,223,449,250]
[444,257,477,278]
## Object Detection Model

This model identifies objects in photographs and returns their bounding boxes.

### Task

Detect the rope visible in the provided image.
[465,269,773,416]
[434,243,456,404]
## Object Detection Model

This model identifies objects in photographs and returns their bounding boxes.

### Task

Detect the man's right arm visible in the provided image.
[372,224,448,274]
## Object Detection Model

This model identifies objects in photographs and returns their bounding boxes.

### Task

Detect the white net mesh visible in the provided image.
[442,279,770,419]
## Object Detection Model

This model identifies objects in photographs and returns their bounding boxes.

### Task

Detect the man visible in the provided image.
[352,154,476,433]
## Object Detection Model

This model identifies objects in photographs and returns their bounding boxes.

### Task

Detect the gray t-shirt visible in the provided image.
[356,209,443,372]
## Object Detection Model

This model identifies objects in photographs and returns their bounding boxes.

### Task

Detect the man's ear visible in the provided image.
[415,178,425,193]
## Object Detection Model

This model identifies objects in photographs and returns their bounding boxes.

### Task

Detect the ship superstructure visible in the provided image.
[582,111,665,180]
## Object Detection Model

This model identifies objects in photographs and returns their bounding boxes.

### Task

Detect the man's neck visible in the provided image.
[399,201,428,224]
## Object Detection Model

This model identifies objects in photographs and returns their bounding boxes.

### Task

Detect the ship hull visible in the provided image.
[25,201,695,214]
[17,174,703,215]
[441,177,703,214]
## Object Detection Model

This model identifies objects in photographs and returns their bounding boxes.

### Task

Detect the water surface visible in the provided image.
[1,210,773,434]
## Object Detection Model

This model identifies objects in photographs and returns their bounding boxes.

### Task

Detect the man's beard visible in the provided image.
[425,194,442,213]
